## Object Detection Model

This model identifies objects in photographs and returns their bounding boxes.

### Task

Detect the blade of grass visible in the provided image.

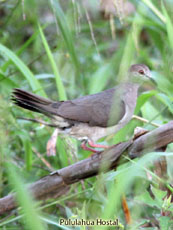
[0,43,46,97]
[7,163,46,230]
[0,188,93,227]
[142,0,165,23]
[41,216,72,229]
[116,27,137,82]
[24,139,33,171]
[49,0,79,71]
[116,4,144,81]
[49,0,84,90]
[0,71,18,92]
[0,215,22,227]
[38,24,67,100]
[1,29,40,72]
[161,1,173,51]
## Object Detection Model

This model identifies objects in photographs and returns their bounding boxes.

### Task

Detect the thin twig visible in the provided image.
[33,148,54,171]
[17,117,57,128]
[110,14,116,40]
[82,1,100,57]
[132,115,160,127]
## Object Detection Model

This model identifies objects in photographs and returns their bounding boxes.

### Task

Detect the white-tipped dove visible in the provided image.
[12,64,152,152]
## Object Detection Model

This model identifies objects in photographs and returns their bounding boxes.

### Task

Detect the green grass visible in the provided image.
[38,24,67,100]
[7,163,46,230]
[0,0,173,229]
[0,43,46,96]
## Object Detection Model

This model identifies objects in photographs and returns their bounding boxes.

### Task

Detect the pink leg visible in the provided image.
[46,129,59,156]
[81,142,100,153]
[88,140,109,149]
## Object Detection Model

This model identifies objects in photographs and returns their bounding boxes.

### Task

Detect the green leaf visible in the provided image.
[88,64,111,94]
[151,71,173,96]
[135,190,159,208]
[159,216,172,230]
[0,43,46,97]
[156,93,173,114]
[135,90,157,114]
[38,24,67,100]
[141,101,162,121]
[151,186,167,205]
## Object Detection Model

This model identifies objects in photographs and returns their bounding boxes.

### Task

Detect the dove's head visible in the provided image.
[128,64,152,84]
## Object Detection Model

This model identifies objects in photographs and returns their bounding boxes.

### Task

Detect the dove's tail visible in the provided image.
[11,88,60,117]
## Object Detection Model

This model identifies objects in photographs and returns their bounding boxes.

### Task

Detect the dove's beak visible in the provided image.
[147,75,157,85]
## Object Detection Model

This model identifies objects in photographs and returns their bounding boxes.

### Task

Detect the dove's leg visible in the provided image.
[88,140,109,149]
[47,129,59,156]
[81,141,100,153]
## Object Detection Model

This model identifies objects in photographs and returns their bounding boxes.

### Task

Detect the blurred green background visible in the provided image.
[0,0,173,229]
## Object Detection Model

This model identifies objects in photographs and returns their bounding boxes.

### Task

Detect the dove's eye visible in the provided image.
[138,70,144,75]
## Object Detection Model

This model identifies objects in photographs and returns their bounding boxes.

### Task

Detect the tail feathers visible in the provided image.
[12,88,59,116]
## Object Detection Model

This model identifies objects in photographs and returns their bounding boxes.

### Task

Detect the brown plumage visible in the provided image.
[12,87,127,127]
[12,64,151,150]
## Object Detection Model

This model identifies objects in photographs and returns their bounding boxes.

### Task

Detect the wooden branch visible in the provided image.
[0,121,173,215]
[129,121,173,157]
